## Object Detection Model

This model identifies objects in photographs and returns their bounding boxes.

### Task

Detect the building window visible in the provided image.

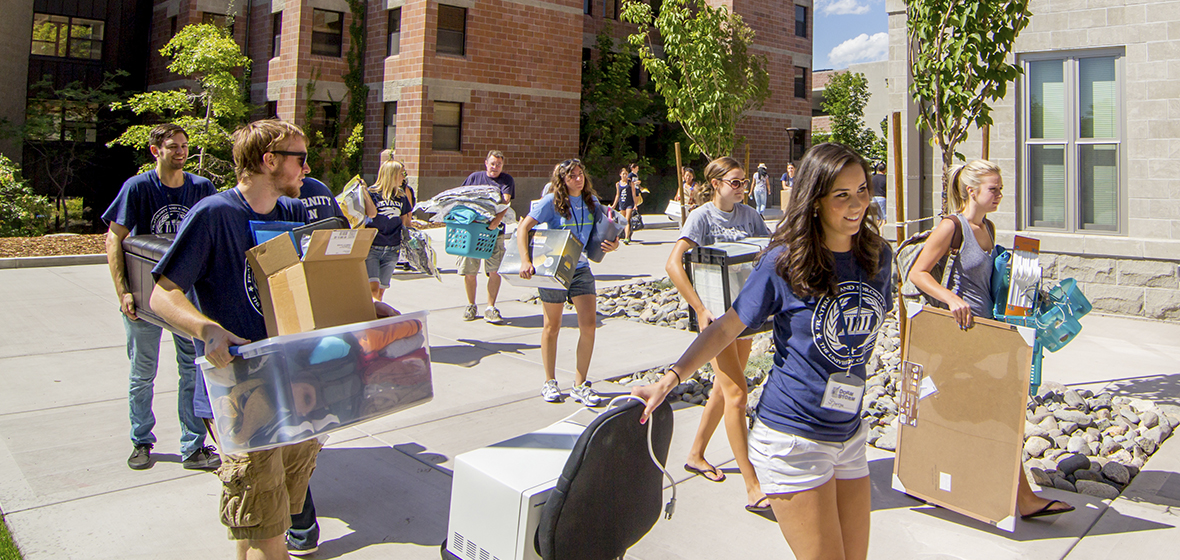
[312,9,344,57]
[27,100,99,143]
[272,12,282,58]
[606,0,619,19]
[202,12,233,35]
[795,6,808,38]
[31,14,104,60]
[266,101,278,119]
[584,0,593,15]
[1023,53,1122,232]
[384,102,397,150]
[311,101,340,143]
[388,8,401,56]
[433,102,462,151]
[170,16,177,37]
[437,5,466,56]
[794,66,808,99]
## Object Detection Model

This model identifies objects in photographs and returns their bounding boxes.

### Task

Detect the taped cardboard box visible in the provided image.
[893,304,1034,532]
[499,229,582,289]
[246,228,377,337]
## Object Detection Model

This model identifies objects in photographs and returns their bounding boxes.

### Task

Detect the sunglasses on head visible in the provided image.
[270,150,308,166]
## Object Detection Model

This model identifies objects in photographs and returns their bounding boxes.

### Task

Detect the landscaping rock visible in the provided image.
[1076,479,1121,499]
[1057,453,1091,475]
[1102,461,1131,485]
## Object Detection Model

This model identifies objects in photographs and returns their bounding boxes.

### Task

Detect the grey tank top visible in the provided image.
[948,214,995,319]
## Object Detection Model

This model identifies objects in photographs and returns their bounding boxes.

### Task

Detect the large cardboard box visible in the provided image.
[246,228,377,337]
[893,304,1034,532]
[499,229,582,289]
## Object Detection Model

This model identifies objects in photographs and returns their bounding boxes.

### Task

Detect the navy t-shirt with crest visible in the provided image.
[732,245,893,443]
[102,170,216,235]
[152,188,308,418]
[298,178,344,222]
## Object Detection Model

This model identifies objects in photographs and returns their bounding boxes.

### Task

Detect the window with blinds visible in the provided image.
[1022,53,1122,233]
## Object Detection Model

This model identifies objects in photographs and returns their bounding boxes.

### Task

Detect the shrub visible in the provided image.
[0,155,51,237]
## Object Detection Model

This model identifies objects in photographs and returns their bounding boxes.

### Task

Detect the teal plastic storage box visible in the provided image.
[196,311,432,453]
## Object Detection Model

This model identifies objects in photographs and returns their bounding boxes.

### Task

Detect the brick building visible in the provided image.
[145,0,811,209]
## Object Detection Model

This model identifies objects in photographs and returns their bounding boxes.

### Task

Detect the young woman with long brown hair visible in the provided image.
[636,143,890,560]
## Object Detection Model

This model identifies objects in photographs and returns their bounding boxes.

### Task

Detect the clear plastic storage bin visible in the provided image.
[197,311,433,453]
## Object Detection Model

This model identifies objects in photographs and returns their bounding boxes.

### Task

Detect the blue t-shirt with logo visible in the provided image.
[152,188,308,418]
[732,244,893,443]
[368,189,412,247]
[527,193,595,269]
[462,171,515,233]
[102,170,216,235]
[298,178,343,222]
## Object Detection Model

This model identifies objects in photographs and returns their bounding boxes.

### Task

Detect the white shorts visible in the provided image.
[748,417,870,495]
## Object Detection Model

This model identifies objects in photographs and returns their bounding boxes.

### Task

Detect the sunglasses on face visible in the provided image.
[720,178,750,190]
[270,150,308,166]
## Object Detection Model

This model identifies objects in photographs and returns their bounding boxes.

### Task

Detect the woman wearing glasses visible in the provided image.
[664,157,771,513]
[517,159,621,406]
[365,159,412,301]
[636,144,891,560]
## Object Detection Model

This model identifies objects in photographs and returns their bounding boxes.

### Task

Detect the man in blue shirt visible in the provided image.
[101,123,219,471]
[151,120,393,559]
[298,177,344,222]
[458,150,515,323]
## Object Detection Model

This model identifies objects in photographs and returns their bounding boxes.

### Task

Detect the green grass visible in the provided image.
[0,513,22,560]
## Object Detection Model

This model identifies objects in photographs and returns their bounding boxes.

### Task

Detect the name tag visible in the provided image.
[820,371,864,414]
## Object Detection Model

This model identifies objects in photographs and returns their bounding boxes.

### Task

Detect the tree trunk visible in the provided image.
[199,96,211,174]
[940,147,955,216]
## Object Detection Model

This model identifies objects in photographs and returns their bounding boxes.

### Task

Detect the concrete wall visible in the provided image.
[0,2,34,164]
[885,0,1180,322]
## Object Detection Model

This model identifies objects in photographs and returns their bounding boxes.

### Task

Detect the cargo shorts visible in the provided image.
[457,231,507,275]
[216,439,321,540]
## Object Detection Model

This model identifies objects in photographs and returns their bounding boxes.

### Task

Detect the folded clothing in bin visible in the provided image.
[197,311,433,454]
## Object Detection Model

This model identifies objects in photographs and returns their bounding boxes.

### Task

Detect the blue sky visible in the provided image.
[811,0,889,70]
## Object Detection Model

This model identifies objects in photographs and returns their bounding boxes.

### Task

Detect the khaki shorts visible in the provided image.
[216,439,321,540]
[457,231,506,275]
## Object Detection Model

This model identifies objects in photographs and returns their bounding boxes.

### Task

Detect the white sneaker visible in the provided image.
[484,306,504,324]
[463,304,478,321]
[570,381,602,407]
[541,379,562,403]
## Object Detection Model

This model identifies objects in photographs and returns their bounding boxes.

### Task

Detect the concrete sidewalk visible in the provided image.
[0,214,1178,559]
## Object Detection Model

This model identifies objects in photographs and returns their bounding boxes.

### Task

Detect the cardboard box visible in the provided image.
[246,228,377,337]
[197,311,433,453]
[780,189,792,212]
[893,304,1034,532]
[499,229,582,289]
[683,239,771,336]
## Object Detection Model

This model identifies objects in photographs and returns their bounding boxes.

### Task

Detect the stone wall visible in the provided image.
[1041,253,1180,321]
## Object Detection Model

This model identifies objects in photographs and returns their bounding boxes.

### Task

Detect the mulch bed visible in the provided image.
[0,234,106,258]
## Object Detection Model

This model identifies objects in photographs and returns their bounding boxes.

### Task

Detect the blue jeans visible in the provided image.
[288,486,319,547]
[124,315,207,457]
[753,189,768,214]
[872,196,887,222]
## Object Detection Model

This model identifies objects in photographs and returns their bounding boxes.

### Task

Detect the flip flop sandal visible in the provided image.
[745,496,772,514]
[1021,500,1075,519]
[684,463,726,483]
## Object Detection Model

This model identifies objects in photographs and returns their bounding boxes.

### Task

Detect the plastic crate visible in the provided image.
[196,311,433,453]
[444,206,498,259]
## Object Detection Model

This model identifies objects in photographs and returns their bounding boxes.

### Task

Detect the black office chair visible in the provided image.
[441,398,674,560]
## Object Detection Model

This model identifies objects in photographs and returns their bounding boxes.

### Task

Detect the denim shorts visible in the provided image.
[366,244,401,289]
[748,417,869,495]
[538,265,596,304]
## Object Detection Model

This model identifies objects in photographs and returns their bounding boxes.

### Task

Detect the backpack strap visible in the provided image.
[944,215,964,256]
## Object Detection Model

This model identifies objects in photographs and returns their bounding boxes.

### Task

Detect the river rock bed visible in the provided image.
[586,277,1178,498]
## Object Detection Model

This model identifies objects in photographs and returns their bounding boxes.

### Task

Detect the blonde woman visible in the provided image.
[366,160,412,301]
[909,159,1074,520]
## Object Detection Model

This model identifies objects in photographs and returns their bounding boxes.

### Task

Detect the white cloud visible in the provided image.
[818,0,872,16]
[828,32,889,68]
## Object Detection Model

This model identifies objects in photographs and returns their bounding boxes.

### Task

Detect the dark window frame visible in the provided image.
[27,99,100,143]
[202,12,234,36]
[794,66,808,99]
[384,102,398,151]
[272,12,282,58]
[388,8,402,57]
[432,101,462,152]
[30,13,105,61]
[311,9,344,58]
[795,6,808,38]
[436,5,466,57]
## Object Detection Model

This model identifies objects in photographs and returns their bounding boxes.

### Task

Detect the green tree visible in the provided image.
[0,154,52,237]
[579,28,653,181]
[622,0,770,161]
[821,71,886,164]
[108,22,251,187]
[908,0,1031,213]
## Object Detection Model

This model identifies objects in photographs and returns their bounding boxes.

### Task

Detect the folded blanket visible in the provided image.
[382,332,426,360]
[357,320,422,355]
[362,347,431,386]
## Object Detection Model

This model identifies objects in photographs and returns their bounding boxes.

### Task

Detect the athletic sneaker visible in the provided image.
[287,536,318,557]
[463,304,478,321]
[541,379,562,403]
[570,381,602,407]
[484,306,504,324]
[182,445,222,470]
[128,443,153,470]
